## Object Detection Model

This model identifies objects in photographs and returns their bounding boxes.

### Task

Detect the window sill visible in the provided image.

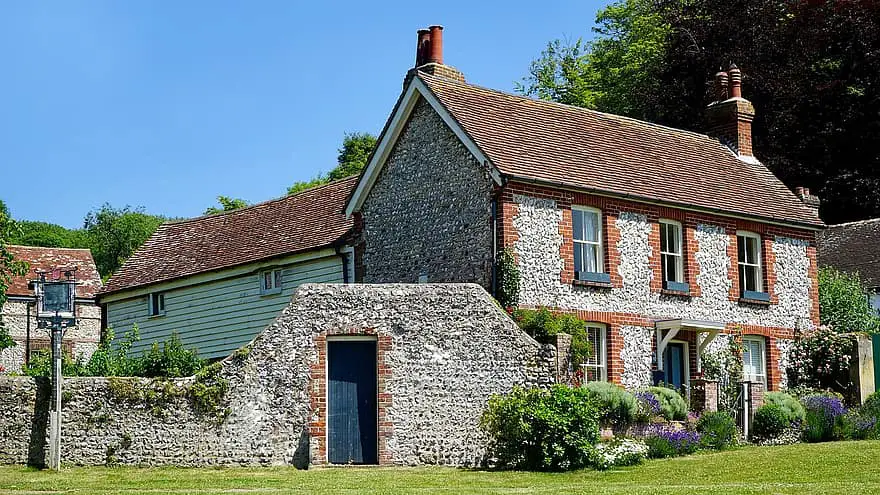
[260,289,283,297]
[572,279,612,289]
[738,297,772,306]
[148,313,165,319]
[660,288,691,298]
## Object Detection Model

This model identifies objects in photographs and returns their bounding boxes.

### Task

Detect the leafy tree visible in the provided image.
[287,132,377,195]
[818,266,880,334]
[204,196,249,215]
[9,220,89,249]
[84,204,165,278]
[521,0,880,224]
[0,199,29,351]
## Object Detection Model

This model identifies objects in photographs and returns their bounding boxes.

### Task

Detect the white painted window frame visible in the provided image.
[659,219,684,283]
[260,269,283,295]
[737,230,764,293]
[572,206,605,275]
[582,323,607,382]
[742,336,767,388]
[148,292,165,317]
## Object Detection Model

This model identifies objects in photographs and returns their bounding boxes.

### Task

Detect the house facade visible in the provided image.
[0,246,103,373]
[98,177,358,360]
[348,26,824,393]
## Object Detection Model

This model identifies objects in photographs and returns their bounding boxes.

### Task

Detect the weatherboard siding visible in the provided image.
[106,256,344,359]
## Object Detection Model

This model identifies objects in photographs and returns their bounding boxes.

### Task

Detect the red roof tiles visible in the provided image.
[7,246,102,299]
[418,73,823,228]
[100,176,357,295]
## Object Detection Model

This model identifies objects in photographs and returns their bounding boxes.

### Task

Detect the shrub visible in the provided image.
[591,439,648,470]
[861,391,880,419]
[481,385,601,471]
[645,386,687,421]
[140,333,204,378]
[584,381,639,429]
[802,394,847,443]
[839,412,878,440]
[643,425,701,459]
[634,390,662,422]
[696,411,738,450]
[764,391,806,423]
[752,404,790,441]
[787,325,855,399]
[513,308,593,368]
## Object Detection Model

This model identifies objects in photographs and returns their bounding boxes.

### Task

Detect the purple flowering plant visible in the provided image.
[643,424,702,458]
[635,391,661,420]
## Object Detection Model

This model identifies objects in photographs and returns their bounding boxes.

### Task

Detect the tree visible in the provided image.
[83,204,165,278]
[818,266,880,334]
[521,0,880,224]
[287,132,377,195]
[0,199,29,351]
[9,220,90,249]
[204,196,249,215]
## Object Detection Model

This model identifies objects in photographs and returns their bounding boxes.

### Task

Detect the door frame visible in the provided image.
[663,339,690,394]
[325,335,379,465]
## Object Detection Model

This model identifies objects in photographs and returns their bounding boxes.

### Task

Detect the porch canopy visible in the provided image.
[655,319,726,373]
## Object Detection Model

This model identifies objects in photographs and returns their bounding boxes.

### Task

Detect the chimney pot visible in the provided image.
[795,185,821,211]
[728,64,742,98]
[416,29,431,67]
[427,25,444,64]
[714,70,729,101]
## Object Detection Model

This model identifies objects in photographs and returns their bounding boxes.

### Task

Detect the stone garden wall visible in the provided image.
[0,283,555,467]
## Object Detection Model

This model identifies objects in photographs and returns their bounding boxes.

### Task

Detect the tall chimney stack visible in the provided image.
[404,25,465,85]
[706,63,755,159]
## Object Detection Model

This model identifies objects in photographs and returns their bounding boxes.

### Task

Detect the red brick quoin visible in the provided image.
[309,329,392,465]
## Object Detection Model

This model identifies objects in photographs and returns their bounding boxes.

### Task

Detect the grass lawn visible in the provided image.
[0,441,878,494]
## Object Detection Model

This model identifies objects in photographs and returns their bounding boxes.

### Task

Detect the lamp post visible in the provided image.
[32,268,78,471]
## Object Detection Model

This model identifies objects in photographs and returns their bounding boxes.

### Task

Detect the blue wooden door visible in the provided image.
[664,343,686,390]
[328,340,377,464]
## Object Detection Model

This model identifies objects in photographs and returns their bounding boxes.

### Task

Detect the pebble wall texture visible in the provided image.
[619,325,653,389]
[360,99,496,288]
[0,284,555,467]
[512,194,815,387]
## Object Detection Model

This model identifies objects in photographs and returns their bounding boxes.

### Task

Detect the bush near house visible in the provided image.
[802,393,848,443]
[764,391,807,423]
[512,308,593,368]
[752,404,791,442]
[480,385,601,471]
[583,381,639,430]
[643,424,701,458]
[696,411,738,450]
[643,386,688,421]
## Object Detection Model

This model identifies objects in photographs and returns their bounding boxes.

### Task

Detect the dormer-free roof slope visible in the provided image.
[6,246,102,299]
[101,176,358,295]
[417,73,822,228]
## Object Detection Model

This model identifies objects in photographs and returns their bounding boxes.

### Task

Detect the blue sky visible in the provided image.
[0,1,603,228]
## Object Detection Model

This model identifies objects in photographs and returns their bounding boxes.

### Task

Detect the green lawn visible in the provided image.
[1,441,878,494]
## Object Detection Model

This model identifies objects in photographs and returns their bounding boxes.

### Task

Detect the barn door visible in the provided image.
[327,340,378,464]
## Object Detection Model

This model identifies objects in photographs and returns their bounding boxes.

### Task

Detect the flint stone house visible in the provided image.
[98,177,358,359]
[0,246,102,373]
[348,26,824,394]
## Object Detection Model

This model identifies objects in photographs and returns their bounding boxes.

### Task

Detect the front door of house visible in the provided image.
[664,342,687,391]
[327,340,378,464]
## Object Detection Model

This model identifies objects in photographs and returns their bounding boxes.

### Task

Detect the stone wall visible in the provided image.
[0,300,101,374]
[0,284,554,467]
[360,98,495,288]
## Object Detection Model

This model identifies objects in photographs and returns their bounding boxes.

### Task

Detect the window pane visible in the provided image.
[574,243,584,274]
[586,327,600,365]
[585,367,600,382]
[668,224,679,254]
[744,265,758,292]
[274,270,283,289]
[747,237,759,265]
[583,211,599,242]
[263,272,271,290]
[738,236,746,262]
[663,254,678,282]
[158,294,165,312]
[660,224,669,252]
[585,245,599,273]
[572,210,584,242]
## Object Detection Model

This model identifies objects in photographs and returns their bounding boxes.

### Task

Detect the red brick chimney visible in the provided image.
[406,25,465,84]
[795,186,821,211]
[706,63,756,160]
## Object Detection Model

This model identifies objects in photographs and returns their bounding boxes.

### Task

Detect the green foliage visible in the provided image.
[520,0,880,224]
[752,404,791,441]
[84,204,165,278]
[696,411,738,450]
[83,326,144,377]
[0,201,29,349]
[645,386,687,421]
[765,391,806,423]
[22,349,85,377]
[583,381,639,429]
[512,308,593,368]
[140,333,205,378]
[287,132,377,195]
[818,267,880,334]
[203,196,249,215]
[8,220,89,249]
[700,337,745,414]
[495,247,520,310]
[480,385,601,471]
[189,362,229,422]
[861,392,880,419]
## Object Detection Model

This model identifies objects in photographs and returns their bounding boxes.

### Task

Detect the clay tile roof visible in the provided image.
[418,73,823,228]
[100,176,358,296]
[6,246,102,299]
[818,218,880,288]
